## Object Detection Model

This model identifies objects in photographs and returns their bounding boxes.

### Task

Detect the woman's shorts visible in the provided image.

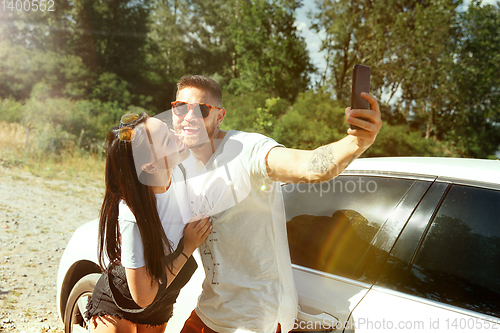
[85,257,197,327]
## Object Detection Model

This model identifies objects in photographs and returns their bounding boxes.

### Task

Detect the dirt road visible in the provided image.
[0,167,104,332]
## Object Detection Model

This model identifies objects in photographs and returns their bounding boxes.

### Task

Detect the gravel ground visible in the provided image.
[0,167,104,333]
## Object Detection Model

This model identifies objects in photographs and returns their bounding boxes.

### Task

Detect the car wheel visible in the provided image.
[64,273,101,333]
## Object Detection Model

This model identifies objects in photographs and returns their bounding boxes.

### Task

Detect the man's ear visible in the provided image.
[141,163,158,174]
[217,107,226,125]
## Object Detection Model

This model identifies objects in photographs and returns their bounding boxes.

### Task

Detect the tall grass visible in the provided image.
[0,92,124,183]
[0,121,105,183]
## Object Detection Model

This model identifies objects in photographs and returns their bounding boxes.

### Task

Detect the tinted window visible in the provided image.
[283,176,417,283]
[376,182,448,289]
[404,185,500,317]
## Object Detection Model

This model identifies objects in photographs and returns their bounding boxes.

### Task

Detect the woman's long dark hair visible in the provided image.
[98,112,174,283]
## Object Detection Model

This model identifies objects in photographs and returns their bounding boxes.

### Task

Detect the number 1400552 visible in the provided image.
[2,0,54,12]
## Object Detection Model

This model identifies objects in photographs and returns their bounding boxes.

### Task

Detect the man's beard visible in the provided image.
[180,123,216,149]
[185,140,207,149]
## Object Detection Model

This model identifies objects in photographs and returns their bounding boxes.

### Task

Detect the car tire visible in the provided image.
[64,273,101,333]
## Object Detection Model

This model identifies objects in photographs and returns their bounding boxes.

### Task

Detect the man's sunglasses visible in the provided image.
[171,101,220,119]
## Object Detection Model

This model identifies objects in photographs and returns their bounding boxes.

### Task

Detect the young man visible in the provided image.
[171,75,382,333]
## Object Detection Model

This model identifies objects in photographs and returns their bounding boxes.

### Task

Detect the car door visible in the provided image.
[350,182,500,332]
[283,175,432,331]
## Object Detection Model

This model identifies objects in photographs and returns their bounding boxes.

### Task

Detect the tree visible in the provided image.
[145,0,229,109]
[0,0,158,108]
[312,0,460,139]
[272,89,345,149]
[445,0,500,157]
[0,41,91,100]
[0,0,74,51]
[147,0,190,79]
[229,0,314,102]
[311,0,373,103]
[157,0,314,102]
[181,0,240,81]
[65,0,154,106]
[373,0,460,140]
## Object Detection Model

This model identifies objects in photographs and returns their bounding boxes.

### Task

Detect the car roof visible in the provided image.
[346,157,500,185]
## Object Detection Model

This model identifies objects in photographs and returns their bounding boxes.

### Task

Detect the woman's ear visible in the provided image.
[141,163,158,174]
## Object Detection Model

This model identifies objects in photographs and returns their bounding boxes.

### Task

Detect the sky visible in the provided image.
[294,0,499,86]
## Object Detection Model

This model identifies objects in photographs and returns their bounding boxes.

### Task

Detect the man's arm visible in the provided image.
[266,93,382,183]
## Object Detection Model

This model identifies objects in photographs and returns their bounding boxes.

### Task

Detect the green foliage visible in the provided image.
[57,0,160,109]
[313,0,500,157]
[148,0,314,103]
[23,96,80,154]
[89,72,132,108]
[223,90,345,150]
[161,0,237,80]
[272,90,345,149]
[0,98,24,123]
[313,0,459,120]
[443,1,500,158]
[228,0,314,101]
[366,125,453,157]
[147,0,188,77]
[0,0,73,51]
[221,90,292,136]
[221,88,445,157]
[1,0,498,158]
[378,0,459,139]
[254,97,292,134]
[20,85,147,154]
[311,0,373,102]
[0,41,92,100]
[66,0,152,77]
[144,0,193,108]
[221,90,271,133]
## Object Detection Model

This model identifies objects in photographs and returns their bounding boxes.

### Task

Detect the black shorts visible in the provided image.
[85,257,197,327]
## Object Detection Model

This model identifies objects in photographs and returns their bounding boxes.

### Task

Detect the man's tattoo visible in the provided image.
[308,146,337,174]
[348,153,360,166]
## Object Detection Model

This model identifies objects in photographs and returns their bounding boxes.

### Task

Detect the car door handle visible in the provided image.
[297,305,340,330]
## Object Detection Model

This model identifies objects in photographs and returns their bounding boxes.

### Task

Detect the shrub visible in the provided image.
[0,98,24,123]
[366,125,456,157]
[272,90,345,149]
[21,88,147,154]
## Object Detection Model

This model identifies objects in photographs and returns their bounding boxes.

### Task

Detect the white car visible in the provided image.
[56,219,205,333]
[57,157,500,332]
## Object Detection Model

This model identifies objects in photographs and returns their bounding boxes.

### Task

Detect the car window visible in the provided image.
[283,176,417,283]
[401,185,500,318]
[375,182,448,289]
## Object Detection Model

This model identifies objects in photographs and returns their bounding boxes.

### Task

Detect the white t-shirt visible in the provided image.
[119,168,191,269]
[180,130,298,333]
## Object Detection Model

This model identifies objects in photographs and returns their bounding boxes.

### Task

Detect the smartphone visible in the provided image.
[350,64,371,130]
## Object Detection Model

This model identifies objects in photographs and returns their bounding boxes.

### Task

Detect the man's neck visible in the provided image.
[190,130,227,165]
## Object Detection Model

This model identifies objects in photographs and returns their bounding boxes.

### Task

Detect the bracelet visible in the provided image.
[181,252,190,260]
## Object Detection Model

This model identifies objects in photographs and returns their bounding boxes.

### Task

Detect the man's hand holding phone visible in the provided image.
[346,64,382,150]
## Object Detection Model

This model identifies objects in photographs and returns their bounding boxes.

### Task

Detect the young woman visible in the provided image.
[85,113,211,332]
